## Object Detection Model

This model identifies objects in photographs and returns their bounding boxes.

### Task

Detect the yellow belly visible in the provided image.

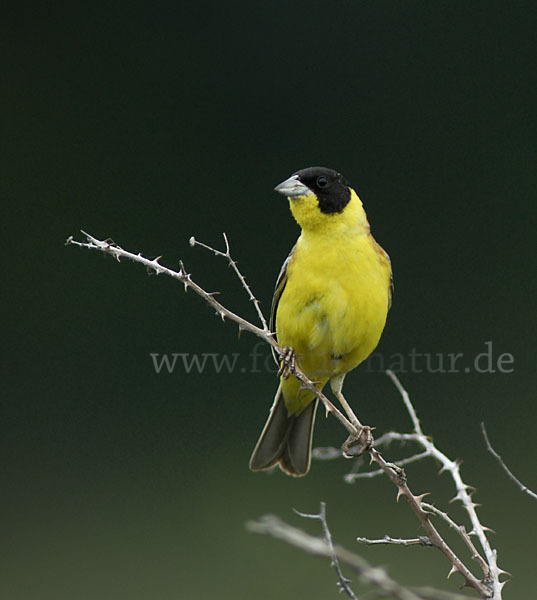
[276,232,390,414]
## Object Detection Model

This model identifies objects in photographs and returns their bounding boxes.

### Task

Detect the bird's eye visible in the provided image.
[317,176,328,188]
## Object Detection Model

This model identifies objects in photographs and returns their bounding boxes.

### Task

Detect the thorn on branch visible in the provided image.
[447,565,459,579]
[449,492,464,504]
[414,492,431,506]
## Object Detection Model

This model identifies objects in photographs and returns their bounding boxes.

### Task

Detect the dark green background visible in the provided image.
[4,2,536,598]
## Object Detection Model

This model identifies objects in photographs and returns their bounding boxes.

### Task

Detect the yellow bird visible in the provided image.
[249,167,393,476]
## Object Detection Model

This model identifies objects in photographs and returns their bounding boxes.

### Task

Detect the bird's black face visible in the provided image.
[294,167,351,214]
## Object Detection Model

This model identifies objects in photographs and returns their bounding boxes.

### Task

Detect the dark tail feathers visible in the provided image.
[249,386,318,476]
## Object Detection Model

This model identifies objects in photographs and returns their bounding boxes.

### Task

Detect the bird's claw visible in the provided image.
[342,426,374,458]
[277,347,296,379]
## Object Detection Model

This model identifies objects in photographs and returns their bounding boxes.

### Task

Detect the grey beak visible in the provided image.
[274,174,310,198]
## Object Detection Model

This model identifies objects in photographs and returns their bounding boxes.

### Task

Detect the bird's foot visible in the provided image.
[342,426,374,458]
[277,347,296,379]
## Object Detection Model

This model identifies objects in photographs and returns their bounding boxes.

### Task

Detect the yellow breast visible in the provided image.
[275,192,391,413]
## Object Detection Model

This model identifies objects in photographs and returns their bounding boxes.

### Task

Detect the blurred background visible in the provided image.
[3,2,537,598]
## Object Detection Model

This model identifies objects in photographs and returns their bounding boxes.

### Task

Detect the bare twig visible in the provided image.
[311,446,344,460]
[481,422,537,502]
[344,449,431,481]
[189,233,269,331]
[295,503,357,599]
[247,515,423,600]
[374,431,421,447]
[357,535,433,547]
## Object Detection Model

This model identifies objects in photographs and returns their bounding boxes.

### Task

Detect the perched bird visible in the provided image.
[249,167,393,476]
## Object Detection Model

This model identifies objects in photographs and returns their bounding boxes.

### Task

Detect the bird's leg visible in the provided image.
[277,347,296,380]
[330,375,362,427]
[330,375,374,456]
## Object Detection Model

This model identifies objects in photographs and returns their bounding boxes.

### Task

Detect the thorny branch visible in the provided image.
[480,422,537,502]
[247,515,474,600]
[362,443,496,597]
[382,372,505,600]
[294,503,357,600]
[189,233,269,331]
[421,503,491,576]
[332,374,506,599]
[67,231,506,599]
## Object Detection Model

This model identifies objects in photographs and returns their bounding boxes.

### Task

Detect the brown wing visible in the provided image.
[269,246,295,364]
[370,234,394,311]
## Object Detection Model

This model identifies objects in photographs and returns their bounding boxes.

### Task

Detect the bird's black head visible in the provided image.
[294,167,351,214]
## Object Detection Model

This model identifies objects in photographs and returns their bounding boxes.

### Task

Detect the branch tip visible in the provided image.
[481,421,537,502]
